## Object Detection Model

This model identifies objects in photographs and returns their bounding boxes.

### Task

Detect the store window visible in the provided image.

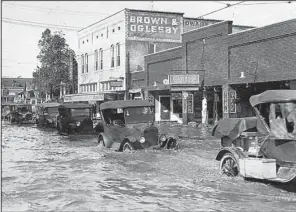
[172,93,182,117]
[116,43,120,67]
[110,45,114,68]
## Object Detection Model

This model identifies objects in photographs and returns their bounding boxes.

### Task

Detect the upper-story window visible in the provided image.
[81,54,84,73]
[99,48,103,70]
[110,45,115,68]
[116,43,120,67]
[85,53,88,73]
[148,43,156,54]
[94,50,98,71]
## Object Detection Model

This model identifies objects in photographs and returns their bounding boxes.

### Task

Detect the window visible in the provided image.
[99,48,103,70]
[85,53,88,73]
[90,84,92,92]
[87,85,90,92]
[94,50,98,70]
[81,54,84,73]
[96,35,98,39]
[118,26,121,30]
[116,43,120,67]
[148,43,156,54]
[110,45,114,68]
[112,29,115,33]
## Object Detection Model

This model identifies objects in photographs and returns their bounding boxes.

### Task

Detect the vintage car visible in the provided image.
[56,103,102,135]
[212,90,296,183]
[97,100,179,152]
[35,103,60,128]
[7,103,35,124]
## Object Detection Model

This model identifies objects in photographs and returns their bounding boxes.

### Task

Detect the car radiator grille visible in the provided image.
[144,127,159,144]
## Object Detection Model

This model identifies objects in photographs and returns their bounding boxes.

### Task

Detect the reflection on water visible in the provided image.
[2,122,296,212]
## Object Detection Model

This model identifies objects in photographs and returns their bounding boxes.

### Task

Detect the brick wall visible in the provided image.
[127,40,181,73]
[229,19,296,84]
[183,21,232,86]
[145,46,183,87]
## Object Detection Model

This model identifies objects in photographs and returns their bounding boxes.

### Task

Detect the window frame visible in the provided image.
[99,48,103,70]
[85,53,88,73]
[110,45,115,68]
[81,54,84,73]
[94,50,98,71]
[116,43,120,67]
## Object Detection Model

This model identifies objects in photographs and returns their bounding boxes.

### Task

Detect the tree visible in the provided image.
[33,29,77,100]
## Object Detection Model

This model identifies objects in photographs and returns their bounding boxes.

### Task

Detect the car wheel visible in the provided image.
[167,138,179,150]
[68,126,74,135]
[123,141,134,152]
[220,153,239,177]
[98,135,105,147]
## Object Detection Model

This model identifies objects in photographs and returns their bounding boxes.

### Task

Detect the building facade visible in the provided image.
[137,19,296,124]
[64,9,252,112]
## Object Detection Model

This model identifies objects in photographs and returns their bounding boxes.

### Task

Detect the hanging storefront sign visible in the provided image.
[182,97,187,114]
[223,90,228,113]
[171,92,182,100]
[110,81,123,87]
[169,74,200,85]
[127,10,182,41]
[229,90,237,113]
[64,94,104,102]
[187,94,194,113]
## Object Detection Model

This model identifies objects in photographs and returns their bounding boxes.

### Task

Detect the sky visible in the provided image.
[2,1,296,78]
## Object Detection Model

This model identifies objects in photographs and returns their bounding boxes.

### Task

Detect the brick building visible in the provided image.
[64,8,252,113]
[136,19,296,124]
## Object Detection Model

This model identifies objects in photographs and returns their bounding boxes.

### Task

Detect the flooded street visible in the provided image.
[2,122,296,212]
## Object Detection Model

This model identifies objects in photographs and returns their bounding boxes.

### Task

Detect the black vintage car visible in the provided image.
[98,100,179,152]
[56,103,101,135]
[35,103,60,128]
[7,103,34,124]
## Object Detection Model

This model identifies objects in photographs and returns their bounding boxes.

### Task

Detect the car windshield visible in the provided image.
[125,106,154,124]
[70,108,90,117]
[17,106,31,113]
[257,102,296,137]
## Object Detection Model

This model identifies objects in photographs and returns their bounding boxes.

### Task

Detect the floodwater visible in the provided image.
[2,122,296,212]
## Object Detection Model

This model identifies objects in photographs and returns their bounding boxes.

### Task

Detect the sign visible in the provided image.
[229,90,237,113]
[187,94,194,113]
[170,75,200,85]
[110,81,123,87]
[223,90,228,113]
[64,94,104,102]
[127,10,182,41]
[182,97,187,114]
[183,19,219,32]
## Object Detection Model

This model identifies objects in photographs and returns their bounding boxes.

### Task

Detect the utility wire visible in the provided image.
[241,1,292,5]
[3,2,111,17]
[212,1,231,6]
[2,17,82,31]
[198,1,245,18]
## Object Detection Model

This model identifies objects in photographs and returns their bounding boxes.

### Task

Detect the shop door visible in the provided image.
[160,96,171,120]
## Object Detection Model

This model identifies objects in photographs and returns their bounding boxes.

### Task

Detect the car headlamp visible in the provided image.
[159,134,167,142]
[76,121,81,126]
[139,136,145,143]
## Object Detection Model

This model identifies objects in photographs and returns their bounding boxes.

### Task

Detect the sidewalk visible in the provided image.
[154,122,216,140]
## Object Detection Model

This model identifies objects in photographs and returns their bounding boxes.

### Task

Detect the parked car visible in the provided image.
[7,103,34,124]
[56,103,102,135]
[98,100,179,152]
[35,103,60,128]
[212,90,296,183]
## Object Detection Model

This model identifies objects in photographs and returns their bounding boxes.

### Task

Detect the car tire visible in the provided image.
[123,141,134,152]
[220,153,239,177]
[98,135,105,147]
[167,138,179,150]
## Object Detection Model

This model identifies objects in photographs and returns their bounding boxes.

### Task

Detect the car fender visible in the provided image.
[98,133,113,148]
[215,147,247,161]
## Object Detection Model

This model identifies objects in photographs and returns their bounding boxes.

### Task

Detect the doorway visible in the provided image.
[159,96,171,120]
